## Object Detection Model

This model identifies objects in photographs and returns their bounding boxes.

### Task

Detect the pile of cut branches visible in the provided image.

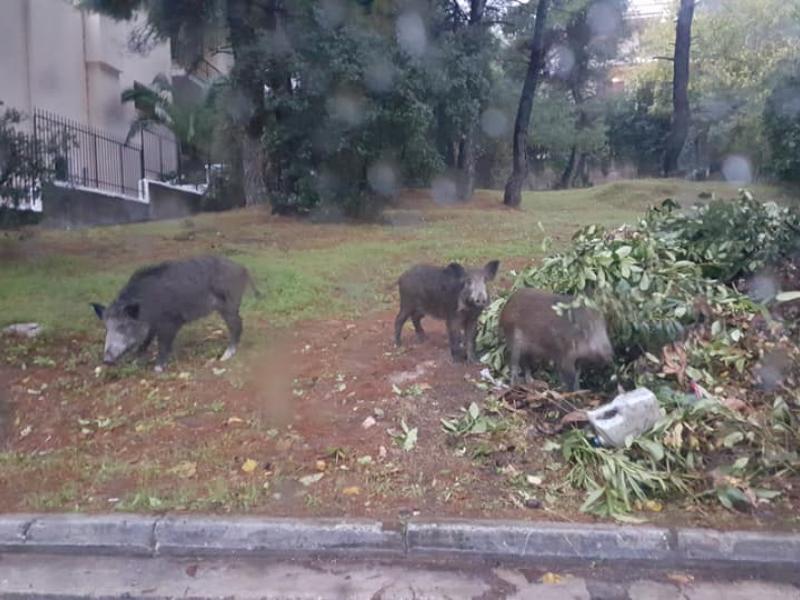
[464,191,800,519]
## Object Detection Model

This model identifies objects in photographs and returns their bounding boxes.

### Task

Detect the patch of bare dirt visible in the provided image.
[1,308,797,532]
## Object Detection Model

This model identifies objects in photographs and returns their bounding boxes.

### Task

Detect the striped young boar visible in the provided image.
[500,288,613,390]
[91,255,260,372]
[395,260,500,362]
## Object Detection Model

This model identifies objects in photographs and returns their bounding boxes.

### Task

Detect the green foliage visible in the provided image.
[650,192,800,282]
[478,191,798,374]
[563,387,798,518]
[636,0,800,177]
[763,61,800,181]
[263,6,443,217]
[606,83,671,177]
[0,102,70,207]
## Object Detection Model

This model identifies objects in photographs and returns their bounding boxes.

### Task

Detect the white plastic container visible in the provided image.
[586,388,661,448]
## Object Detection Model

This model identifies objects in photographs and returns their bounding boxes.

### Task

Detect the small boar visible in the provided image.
[500,288,613,390]
[91,255,260,372]
[395,260,500,362]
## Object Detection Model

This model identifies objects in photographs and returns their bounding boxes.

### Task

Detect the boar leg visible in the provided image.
[464,318,479,363]
[219,309,243,361]
[154,326,179,372]
[394,306,413,346]
[135,330,155,358]
[411,311,426,342]
[446,317,466,362]
[559,359,581,391]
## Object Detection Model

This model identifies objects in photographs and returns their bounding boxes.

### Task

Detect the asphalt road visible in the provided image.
[1,553,800,599]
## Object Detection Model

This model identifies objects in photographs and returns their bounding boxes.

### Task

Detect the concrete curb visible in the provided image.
[1,514,799,567]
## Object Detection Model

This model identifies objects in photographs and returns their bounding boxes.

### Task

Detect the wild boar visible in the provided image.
[395,260,500,362]
[91,255,260,372]
[499,288,613,390]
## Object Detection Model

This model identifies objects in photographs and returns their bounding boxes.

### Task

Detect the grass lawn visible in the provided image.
[1,179,797,528]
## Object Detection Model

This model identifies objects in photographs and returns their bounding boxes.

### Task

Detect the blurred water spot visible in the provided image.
[365,59,395,93]
[431,176,457,205]
[587,2,621,38]
[367,162,398,197]
[747,272,779,303]
[327,92,364,126]
[396,12,427,58]
[548,45,575,80]
[315,169,340,199]
[721,155,753,185]
[316,0,347,28]
[480,108,509,138]
[225,90,254,123]
[755,350,792,391]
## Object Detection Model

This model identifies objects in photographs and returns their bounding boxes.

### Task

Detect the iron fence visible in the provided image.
[32,109,179,198]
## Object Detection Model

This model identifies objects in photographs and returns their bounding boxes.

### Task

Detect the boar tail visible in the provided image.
[247,272,263,299]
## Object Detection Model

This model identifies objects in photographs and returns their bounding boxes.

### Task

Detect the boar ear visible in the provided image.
[483,260,500,281]
[90,303,105,320]
[444,262,466,279]
[123,303,140,320]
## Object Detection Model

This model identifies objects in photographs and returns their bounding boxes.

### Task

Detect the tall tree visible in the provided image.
[503,0,549,207]
[82,0,279,205]
[662,0,695,176]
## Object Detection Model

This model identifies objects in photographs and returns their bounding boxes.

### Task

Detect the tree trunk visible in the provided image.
[663,0,695,176]
[571,152,589,187]
[557,145,577,189]
[226,0,286,206]
[241,133,268,206]
[503,0,550,207]
[452,0,487,202]
[456,126,477,201]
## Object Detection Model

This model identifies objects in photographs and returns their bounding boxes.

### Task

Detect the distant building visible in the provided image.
[0,0,226,224]
[0,0,176,140]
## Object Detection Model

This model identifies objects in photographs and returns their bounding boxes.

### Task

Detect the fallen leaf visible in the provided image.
[378,446,387,459]
[559,410,588,427]
[299,473,324,487]
[212,368,227,376]
[315,460,327,471]
[241,459,258,473]
[362,416,377,429]
[227,416,245,426]
[19,425,32,439]
[721,397,749,413]
[178,372,191,380]
[667,573,694,585]
[644,500,663,512]
[169,461,197,479]
[526,474,543,486]
[540,572,563,585]
[342,486,361,496]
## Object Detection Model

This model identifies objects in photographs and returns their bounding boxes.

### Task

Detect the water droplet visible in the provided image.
[587,2,621,38]
[365,59,395,93]
[396,12,427,58]
[480,108,508,138]
[367,162,398,197]
[431,177,457,205]
[316,0,347,28]
[721,155,752,185]
[548,45,575,80]
[327,92,364,126]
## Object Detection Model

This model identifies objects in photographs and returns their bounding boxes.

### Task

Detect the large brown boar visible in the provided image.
[395,260,500,362]
[499,288,613,390]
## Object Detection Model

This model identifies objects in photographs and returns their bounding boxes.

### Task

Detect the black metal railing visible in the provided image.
[32,109,179,198]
